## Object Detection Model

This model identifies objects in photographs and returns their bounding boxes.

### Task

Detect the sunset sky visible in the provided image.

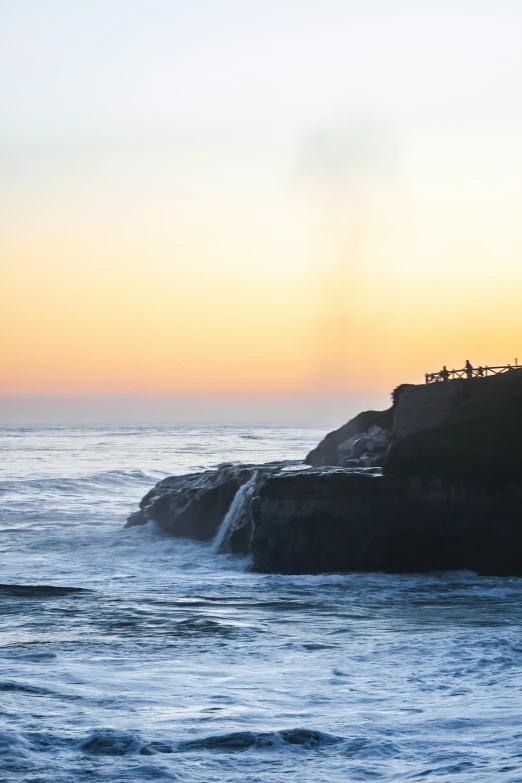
[2,0,522,422]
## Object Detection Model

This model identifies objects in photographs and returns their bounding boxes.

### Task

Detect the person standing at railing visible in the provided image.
[465,359,473,378]
[441,366,450,382]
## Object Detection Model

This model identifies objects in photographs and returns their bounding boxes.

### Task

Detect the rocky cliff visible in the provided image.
[250,471,522,575]
[305,408,394,467]
[125,460,305,553]
[306,370,522,472]
[125,463,253,540]
[385,372,522,487]
[126,371,522,576]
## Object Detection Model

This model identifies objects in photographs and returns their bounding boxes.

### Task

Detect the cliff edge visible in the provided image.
[385,372,522,486]
[306,370,522,480]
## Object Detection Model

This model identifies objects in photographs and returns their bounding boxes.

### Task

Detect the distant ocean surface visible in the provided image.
[1,425,522,782]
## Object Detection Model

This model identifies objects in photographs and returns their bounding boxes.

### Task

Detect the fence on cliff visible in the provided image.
[425,363,521,384]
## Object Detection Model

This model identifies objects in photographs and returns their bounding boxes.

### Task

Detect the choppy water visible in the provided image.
[1,425,522,782]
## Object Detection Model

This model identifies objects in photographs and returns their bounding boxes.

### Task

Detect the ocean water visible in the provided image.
[1,425,522,783]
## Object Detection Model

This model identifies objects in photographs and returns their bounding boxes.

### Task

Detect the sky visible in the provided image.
[1,0,521,423]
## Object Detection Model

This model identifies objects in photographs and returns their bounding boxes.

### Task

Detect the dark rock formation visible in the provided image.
[305,408,394,467]
[250,470,522,575]
[385,372,522,487]
[214,475,257,555]
[125,461,306,549]
[392,382,465,440]
[336,425,392,467]
[306,370,522,471]
[125,463,253,541]
[127,369,522,576]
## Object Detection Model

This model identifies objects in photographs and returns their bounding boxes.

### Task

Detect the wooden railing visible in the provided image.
[426,364,521,384]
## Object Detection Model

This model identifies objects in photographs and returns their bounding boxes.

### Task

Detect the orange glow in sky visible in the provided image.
[2,3,522,421]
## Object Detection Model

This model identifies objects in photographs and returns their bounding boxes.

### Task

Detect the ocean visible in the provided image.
[1,424,522,782]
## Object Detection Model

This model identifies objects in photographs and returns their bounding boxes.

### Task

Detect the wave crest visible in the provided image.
[0,469,165,496]
[179,728,343,752]
[80,729,141,756]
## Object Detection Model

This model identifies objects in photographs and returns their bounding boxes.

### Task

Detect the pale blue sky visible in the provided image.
[3,0,522,145]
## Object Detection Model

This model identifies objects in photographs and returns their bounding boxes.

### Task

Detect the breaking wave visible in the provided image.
[80,729,142,756]
[0,469,165,497]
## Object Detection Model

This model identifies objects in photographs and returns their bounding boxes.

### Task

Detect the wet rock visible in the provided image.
[126,461,304,545]
[250,469,522,575]
[214,463,317,554]
[125,463,254,540]
[214,475,257,554]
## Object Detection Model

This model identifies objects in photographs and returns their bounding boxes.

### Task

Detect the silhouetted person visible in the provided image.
[465,359,473,378]
[477,366,484,377]
[441,365,450,382]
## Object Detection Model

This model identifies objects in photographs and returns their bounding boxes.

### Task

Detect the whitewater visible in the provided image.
[1,424,522,782]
